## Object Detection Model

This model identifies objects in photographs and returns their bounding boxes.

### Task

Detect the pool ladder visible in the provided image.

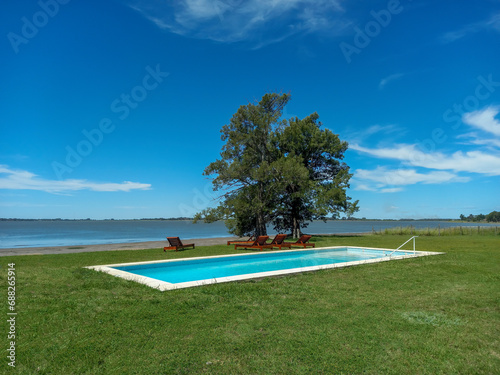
[387,236,418,257]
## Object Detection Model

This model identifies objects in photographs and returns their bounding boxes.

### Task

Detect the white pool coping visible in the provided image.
[86,246,444,291]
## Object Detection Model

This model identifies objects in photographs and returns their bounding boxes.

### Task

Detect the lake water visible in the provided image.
[0,220,496,249]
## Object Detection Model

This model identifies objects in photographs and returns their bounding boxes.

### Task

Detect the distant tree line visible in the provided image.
[0,217,194,221]
[459,211,500,222]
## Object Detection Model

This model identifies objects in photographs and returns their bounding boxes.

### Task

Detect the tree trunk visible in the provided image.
[290,199,302,238]
[254,182,268,237]
[256,212,267,237]
[291,216,302,238]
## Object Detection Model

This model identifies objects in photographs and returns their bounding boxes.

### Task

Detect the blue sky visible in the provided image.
[1,0,499,220]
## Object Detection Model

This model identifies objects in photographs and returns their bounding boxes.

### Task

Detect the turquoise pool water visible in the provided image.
[113,247,409,284]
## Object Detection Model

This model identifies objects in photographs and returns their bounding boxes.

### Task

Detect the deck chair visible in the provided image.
[234,235,273,251]
[283,235,315,248]
[227,235,256,246]
[164,237,195,252]
[269,234,291,249]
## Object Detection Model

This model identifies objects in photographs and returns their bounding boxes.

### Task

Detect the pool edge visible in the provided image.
[86,246,445,291]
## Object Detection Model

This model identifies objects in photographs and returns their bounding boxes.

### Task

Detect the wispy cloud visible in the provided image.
[351,143,500,176]
[115,206,149,210]
[379,73,404,90]
[0,202,51,208]
[463,105,500,137]
[0,154,29,162]
[0,166,152,194]
[457,133,500,148]
[127,0,348,47]
[457,106,500,148]
[350,106,500,192]
[354,166,469,191]
[380,188,403,193]
[346,124,405,146]
[440,12,500,43]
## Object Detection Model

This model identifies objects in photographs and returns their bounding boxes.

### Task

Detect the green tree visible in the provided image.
[273,113,358,237]
[486,211,500,222]
[195,92,291,236]
[196,92,358,238]
[475,213,486,222]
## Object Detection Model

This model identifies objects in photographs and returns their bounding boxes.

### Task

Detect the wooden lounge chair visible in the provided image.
[164,237,195,252]
[234,235,273,251]
[269,234,291,249]
[227,235,256,245]
[283,235,315,248]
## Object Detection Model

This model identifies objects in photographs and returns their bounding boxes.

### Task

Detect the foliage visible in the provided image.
[194,92,290,236]
[195,93,358,237]
[460,211,500,222]
[273,112,358,236]
[486,211,500,222]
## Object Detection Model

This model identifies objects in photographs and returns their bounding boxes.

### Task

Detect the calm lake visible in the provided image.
[0,220,496,249]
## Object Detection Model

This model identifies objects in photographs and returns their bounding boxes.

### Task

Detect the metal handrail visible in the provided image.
[388,236,418,257]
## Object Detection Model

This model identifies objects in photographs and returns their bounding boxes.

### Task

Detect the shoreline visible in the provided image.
[0,237,239,257]
[0,233,367,257]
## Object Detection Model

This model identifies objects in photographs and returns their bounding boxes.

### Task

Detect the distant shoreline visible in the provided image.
[0,233,376,257]
[0,218,460,222]
[0,218,195,222]
[0,237,236,256]
[2,221,496,253]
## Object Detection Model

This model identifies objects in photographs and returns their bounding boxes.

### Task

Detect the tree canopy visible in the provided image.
[460,211,500,222]
[194,93,358,237]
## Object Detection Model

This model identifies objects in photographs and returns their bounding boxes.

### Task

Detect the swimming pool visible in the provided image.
[87,246,441,291]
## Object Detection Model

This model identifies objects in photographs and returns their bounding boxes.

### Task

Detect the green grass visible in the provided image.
[1,234,499,374]
[373,225,499,236]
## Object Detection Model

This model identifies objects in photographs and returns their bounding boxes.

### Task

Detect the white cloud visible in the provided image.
[351,144,500,176]
[463,105,500,137]
[0,166,151,194]
[355,183,376,192]
[127,0,347,47]
[350,107,500,197]
[458,135,500,148]
[440,12,500,43]
[351,143,420,161]
[346,124,405,146]
[379,73,404,89]
[355,166,469,188]
[0,202,50,208]
[456,106,500,149]
[380,188,403,193]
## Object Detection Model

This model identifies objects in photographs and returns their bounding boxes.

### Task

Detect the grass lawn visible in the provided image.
[1,234,499,374]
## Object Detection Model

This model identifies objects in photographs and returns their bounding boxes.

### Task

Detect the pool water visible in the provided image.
[88,246,440,290]
[113,247,409,284]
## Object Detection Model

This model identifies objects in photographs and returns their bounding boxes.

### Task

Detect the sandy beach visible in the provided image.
[0,236,242,257]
